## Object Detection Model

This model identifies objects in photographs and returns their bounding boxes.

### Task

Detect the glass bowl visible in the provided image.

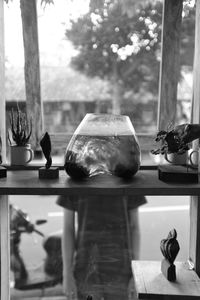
[64,113,141,179]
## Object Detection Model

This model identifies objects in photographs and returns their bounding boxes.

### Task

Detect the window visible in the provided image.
[4,0,195,166]
[2,1,194,298]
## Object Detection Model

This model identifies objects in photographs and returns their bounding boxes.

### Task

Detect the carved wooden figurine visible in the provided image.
[160,228,180,281]
[38,132,59,179]
[0,136,7,178]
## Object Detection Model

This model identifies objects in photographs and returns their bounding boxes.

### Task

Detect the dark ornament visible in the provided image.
[39,132,59,179]
[40,132,52,169]
[160,229,180,281]
[160,228,180,264]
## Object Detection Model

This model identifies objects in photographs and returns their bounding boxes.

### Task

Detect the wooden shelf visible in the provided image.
[132,261,200,299]
[0,169,199,196]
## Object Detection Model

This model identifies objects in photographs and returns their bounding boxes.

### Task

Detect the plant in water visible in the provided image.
[8,104,32,146]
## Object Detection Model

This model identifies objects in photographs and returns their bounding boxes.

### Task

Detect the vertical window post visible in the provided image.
[0,0,6,162]
[157,0,183,130]
[0,3,10,300]
[190,0,200,277]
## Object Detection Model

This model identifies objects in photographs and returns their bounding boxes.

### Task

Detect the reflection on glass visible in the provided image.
[9,196,63,298]
[5,0,194,298]
[5,1,195,163]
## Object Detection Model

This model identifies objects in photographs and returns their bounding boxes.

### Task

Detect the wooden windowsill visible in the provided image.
[132,260,200,299]
[0,169,200,196]
[0,168,199,196]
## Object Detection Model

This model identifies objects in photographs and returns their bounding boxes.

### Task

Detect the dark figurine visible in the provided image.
[40,132,52,169]
[160,228,180,281]
[0,136,7,178]
[38,132,59,179]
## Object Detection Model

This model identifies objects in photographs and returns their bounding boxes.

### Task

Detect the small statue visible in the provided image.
[0,136,7,178]
[160,228,180,281]
[40,132,52,169]
[38,132,59,179]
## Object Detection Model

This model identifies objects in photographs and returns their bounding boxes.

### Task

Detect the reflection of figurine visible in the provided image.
[0,136,7,178]
[40,132,52,169]
[160,229,180,281]
[38,132,59,179]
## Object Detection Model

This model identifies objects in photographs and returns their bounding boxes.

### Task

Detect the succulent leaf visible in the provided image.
[8,105,32,146]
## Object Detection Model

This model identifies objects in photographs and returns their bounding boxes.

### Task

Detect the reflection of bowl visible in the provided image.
[64,113,141,179]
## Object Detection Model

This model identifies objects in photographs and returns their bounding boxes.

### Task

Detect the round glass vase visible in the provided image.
[64,113,141,179]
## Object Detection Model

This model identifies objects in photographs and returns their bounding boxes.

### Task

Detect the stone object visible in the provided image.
[39,166,59,179]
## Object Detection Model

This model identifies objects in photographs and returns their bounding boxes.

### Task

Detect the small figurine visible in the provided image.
[0,136,7,178]
[160,228,180,281]
[40,132,52,169]
[38,132,59,179]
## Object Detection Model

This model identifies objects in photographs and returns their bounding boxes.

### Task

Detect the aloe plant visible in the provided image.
[8,104,32,147]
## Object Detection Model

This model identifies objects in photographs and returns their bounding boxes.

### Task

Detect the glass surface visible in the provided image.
[9,195,190,298]
[64,113,141,179]
[4,1,195,162]
[4,1,194,298]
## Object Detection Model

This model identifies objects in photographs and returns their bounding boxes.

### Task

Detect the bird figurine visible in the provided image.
[38,132,59,179]
[40,132,52,169]
[160,228,180,264]
[160,228,180,281]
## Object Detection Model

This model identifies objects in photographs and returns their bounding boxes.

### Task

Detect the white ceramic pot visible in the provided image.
[10,144,34,166]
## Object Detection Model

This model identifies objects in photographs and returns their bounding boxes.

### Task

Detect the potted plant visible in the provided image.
[8,104,34,166]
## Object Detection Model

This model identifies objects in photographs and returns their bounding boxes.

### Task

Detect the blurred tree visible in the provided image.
[181,1,195,66]
[4,0,44,150]
[20,0,43,151]
[66,0,195,113]
[4,0,195,117]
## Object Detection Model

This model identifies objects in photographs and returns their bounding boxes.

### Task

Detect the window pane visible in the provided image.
[5,0,195,166]
[4,2,194,299]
